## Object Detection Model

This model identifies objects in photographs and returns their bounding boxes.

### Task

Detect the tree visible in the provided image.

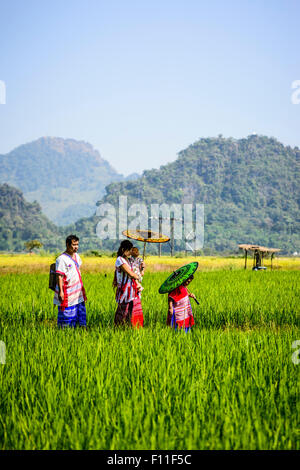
[24,239,43,253]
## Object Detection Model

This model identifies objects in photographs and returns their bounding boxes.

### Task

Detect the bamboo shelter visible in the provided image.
[238,244,281,270]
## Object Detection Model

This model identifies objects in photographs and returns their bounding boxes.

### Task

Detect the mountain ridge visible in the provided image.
[1,135,299,254]
[0,137,127,225]
[70,134,300,254]
[0,183,63,252]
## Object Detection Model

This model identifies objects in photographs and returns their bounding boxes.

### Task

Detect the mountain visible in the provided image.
[0,137,124,225]
[0,184,63,252]
[70,135,300,255]
[125,173,141,181]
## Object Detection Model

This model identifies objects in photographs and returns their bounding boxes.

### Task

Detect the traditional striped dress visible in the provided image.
[114,256,144,328]
[167,285,194,331]
[53,253,87,327]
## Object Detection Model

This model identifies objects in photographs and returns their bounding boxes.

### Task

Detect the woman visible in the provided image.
[113,240,144,328]
[167,275,196,332]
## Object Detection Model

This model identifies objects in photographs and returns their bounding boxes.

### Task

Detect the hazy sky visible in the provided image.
[0,0,299,175]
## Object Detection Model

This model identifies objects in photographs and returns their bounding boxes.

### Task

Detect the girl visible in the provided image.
[167,275,196,332]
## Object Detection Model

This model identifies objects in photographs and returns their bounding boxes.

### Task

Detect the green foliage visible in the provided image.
[24,239,43,253]
[72,135,299,254]
[0,271,299,449]
[0,184,64,252]
[38,249,53,257]
[0,137,124,225]
[1,135,299,255]
[83,250,103,257]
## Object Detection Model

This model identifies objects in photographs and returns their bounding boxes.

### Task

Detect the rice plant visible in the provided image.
[0,269,299,449]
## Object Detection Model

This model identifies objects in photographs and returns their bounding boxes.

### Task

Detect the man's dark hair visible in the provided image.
[66,234,79,247]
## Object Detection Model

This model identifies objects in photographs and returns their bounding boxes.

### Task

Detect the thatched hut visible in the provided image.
[238,244,280,270]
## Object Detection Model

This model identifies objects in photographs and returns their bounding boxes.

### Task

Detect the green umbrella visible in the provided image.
[158,262,199,294]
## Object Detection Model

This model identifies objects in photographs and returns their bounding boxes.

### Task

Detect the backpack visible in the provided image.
[49,263,56,291]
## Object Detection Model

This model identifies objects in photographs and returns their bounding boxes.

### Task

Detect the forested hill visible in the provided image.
[0,184,63,251]
[0,137,126,225]
[72,135,300,254]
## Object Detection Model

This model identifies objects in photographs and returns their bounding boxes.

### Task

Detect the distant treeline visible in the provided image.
[1,135,299,254]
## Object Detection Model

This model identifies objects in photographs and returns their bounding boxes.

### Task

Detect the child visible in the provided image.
[167,275,196,332]
[130,247,145,293]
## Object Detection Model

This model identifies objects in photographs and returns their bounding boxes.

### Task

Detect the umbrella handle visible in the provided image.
[187,288,199,304]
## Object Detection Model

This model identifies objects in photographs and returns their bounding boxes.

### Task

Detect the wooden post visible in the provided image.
[158,215,162,258]
[244,249,248,269]
[143,241,146,260]
[271,252,274,270]
[170,216,174,257]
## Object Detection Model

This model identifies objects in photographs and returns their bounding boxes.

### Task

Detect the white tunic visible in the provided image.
[53,253,85,307]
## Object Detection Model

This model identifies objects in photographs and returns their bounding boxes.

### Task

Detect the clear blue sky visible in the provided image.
[0,0,299,175]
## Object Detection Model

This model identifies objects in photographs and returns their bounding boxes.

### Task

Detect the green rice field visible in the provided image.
[0,270,299,449]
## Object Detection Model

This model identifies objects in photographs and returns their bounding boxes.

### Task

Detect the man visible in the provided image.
[53,234,87,328]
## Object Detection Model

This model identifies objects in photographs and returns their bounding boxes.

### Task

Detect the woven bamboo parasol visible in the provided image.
[122,229,170,259]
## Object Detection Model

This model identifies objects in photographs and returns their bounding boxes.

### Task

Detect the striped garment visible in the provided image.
[167,286,195,330]
[114,297,144,328]
[57,301,87,328]
[115,256,138,304]
[53,253,87,310]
